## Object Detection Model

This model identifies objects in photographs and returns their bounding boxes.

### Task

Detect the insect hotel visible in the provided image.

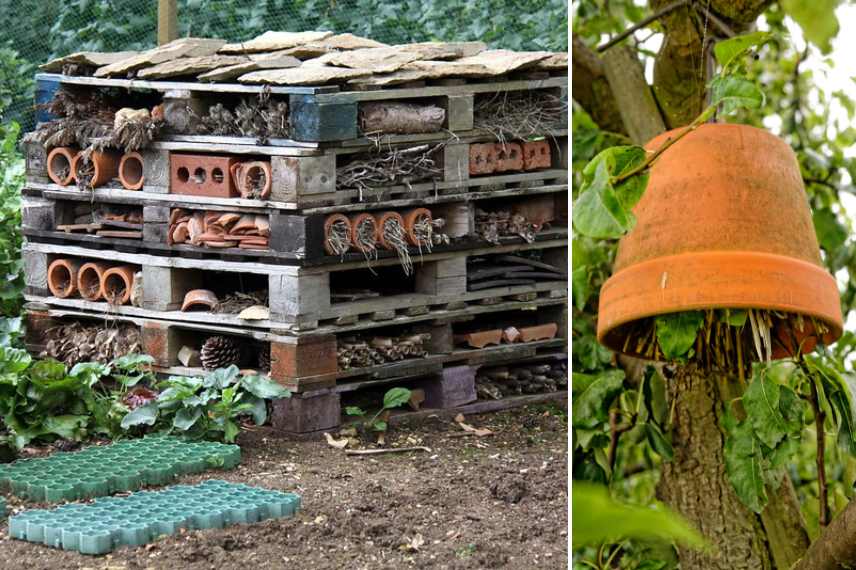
[21,32,568,433]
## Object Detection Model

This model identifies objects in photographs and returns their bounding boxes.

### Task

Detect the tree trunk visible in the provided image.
[657,365,773,569]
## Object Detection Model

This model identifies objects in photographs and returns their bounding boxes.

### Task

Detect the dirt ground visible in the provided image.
[0,403,568,569]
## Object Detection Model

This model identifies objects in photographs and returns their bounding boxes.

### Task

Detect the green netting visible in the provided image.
[0,0,568,128]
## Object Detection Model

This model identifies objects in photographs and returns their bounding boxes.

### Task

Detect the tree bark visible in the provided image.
[794,498,856,569]
[601,45,667,144]
[657,365,774,569]
[571,34,626,134]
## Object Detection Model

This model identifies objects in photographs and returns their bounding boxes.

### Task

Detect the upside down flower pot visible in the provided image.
[596,123,843,360]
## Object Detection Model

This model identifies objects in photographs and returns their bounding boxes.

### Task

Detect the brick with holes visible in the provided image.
[170,154,240,198]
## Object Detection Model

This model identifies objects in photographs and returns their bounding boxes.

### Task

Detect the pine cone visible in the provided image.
[200,336,242,370]
[258,343,271,371]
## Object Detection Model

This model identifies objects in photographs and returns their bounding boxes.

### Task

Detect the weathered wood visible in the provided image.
[446,94,474,131]
[269,272,330,323]
[271,392,340,433]
[289,94,359,142]
[416,365,477,408]
[23,250,49,296]
[601,45,666,145]
[157,0,178,45]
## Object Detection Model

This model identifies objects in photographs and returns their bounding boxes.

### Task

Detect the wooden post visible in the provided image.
[158,0,178,46]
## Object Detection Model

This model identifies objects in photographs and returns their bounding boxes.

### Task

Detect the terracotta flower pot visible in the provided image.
[72,150,121,188]
[46,147,77,186]
[181,289,219,311]
[376,211,406,251]
[47,258,82,298]
[402,208,433,246]
[77,262,109,301]
[349,213,378,253]
[102,265,137,305]
[118,151,145,190]
[597,123,844,360]
[323,213,352,255]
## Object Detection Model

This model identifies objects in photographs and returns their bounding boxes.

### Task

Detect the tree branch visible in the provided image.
[810,379,830,527]
[597,0,690,53]
[571,34,627,135]
[793,496,856,569]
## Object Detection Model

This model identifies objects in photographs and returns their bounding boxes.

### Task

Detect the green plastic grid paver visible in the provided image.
[8,480,301,555]
[0,436,240,503]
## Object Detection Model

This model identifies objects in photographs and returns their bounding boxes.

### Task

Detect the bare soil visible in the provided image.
[0,403,568,569]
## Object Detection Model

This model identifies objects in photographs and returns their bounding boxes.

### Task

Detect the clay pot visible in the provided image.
[402,208,433,246]
[349,213,378,253]
[72,150,121,188]
[47,258,82,298]
[181,289,219,312]
[324,213,353,255]
[519,323,558,342]
[118,151,145,190]
[597,123,844,360]
[77,262,109,301]
[376,211,406,251]
[459,329,503,349]
[46,147,77,186]
[231,161,272,199]
[102,265,137,305]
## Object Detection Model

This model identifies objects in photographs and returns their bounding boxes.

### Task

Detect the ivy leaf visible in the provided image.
[724,420,768,513]
[645,422,674,461]
[813,208,848,252]
[572,370,625,428]
[781,0,839,53]
[572,146,649,239]
[572,266,591,310]
[383,387,412,409]
[742,370,788,449]
[655,312,704,361]
[709,75,764,115]
[572,483,706,549]
[643,367,668,426]
[713,31,774,70]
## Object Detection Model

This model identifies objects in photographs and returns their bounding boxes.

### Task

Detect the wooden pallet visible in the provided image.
[24,134,567,210]
[38,72,567,144]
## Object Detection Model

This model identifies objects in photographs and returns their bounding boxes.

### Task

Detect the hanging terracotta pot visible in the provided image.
[77,262,109,301]
[102,265,137,305]
[47,258,82,298]
[349,213,379,253]
[376,211,406,251]
[118,151,145,190]
[597,123,843,360]
[323,213,352,255]
[72,150,121,188]
[46,147,77,186]
[402,208,433,246]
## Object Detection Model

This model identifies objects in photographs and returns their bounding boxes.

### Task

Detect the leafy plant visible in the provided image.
[121,365,291,443]
[345,387,412,433]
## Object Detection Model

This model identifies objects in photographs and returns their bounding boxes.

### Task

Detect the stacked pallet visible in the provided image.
[21,32,568,434]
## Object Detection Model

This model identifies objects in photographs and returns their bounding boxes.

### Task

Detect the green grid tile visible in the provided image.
[9,480,301,555]
[0,437,240,503]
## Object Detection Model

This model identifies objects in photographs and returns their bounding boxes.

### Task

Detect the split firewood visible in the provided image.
[337,332,431,370]
[359,102,446,135]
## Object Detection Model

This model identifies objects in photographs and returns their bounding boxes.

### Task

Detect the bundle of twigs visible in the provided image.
[326,218,352,257]
[193,88,288,144]
[213,290,269,314]
[381,215,413,276]
[336,144,443,196]
[475,209,537,244]
[42,322,142,367]
[473,90,567,144]
[337,333,430,370]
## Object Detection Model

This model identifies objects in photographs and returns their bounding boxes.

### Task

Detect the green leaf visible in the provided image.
[709,75,764,115]
[172,406,202,430]
[120,402,159,429]
[240,375,291,399]
[643,367,668,426]
[571,483,705,549]
[742,370,788,449]
[345,406,365,417]
[223,419,240,443]
[372,420,388,432]
[110,353,154,371]
[713,31,774,70]
[204,365,240,389]
[655,312,704,360]
[571,266,590,310]
[41,414,88,440]
[813,208,848,252]
[723,309,748,328]
[645,422,674,461]
[723,421,768,513]
[382,387,412,410]
[572,370,625,428]
[781,0,839,53]
[244,395,267,425]
[572,146,649,239]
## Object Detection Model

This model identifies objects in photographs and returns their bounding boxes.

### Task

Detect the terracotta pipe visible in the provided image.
[101,265,137,305]
[46,147,78,186]
[402,208,433,246]
[77,262,110,301]
[181,289,219,311]
[376,211,406,251]
[118,151,145,190]
[47,258,82,298]
[323,213,352,255]
[349,213,379,253]
[232,161,272,199]
[72,150,121,188]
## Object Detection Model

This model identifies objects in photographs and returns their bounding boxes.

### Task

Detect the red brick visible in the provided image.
[170,153,240,198]
[522,140,551,170]
[469,143,498,175]
[141,321,170,366]
[494,142,524,172]
[270,334,337,380]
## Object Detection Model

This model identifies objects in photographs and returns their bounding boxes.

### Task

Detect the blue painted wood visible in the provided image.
[289,94,357,142]
[35,77,61,123]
